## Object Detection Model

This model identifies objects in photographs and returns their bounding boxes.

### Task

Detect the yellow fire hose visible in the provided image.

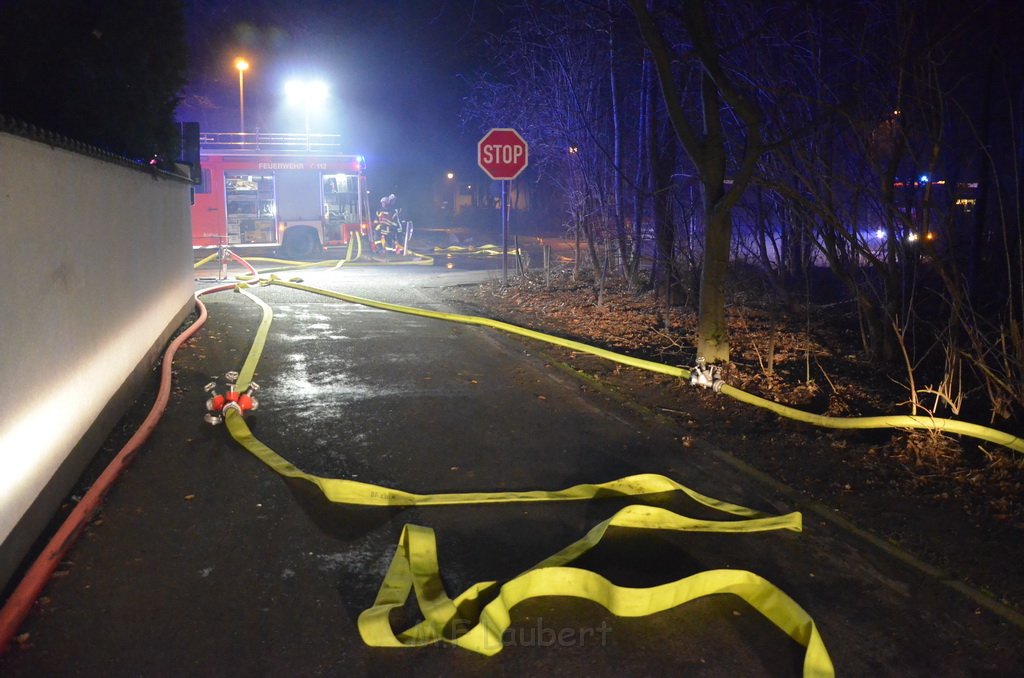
[194,233,433,277]
[433,243,512,256]
[253,277,1024,455]
[211,284,834,675]
[193,251,218,269]
[207,272,1021,673]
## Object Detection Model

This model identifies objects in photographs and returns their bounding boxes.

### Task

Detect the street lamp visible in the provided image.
[443,171,456,213]
[234,57,249,134]
[285,79,329,150]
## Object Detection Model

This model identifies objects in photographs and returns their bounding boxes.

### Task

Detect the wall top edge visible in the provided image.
[0,114,191,183]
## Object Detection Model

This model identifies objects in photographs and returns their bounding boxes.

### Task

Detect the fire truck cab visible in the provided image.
[192,132,370,259]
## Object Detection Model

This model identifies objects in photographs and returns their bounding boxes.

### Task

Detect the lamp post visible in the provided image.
[234,57,249,134]
[444,171,455,215]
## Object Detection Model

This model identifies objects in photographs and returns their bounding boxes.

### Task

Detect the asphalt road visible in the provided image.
[2,262,1022,676]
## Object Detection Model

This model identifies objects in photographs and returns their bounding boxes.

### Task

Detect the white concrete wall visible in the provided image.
[0,131,194,587]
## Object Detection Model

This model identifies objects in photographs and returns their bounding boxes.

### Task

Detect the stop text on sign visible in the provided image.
[481,144,525,165]
[477,128,529,181]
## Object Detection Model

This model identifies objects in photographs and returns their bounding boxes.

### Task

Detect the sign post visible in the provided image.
[477,128,529,287]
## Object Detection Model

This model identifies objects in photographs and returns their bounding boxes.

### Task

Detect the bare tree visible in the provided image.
[463,2,647,286]
[629,0,765,363]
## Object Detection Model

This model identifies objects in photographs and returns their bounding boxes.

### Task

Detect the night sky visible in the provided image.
[178,0,509,204]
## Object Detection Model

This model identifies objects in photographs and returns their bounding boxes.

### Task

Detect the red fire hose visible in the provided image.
[0,284,231,654]
[227,249,258,277]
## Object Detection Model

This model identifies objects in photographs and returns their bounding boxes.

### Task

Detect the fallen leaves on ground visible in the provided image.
[442,269,1024,609]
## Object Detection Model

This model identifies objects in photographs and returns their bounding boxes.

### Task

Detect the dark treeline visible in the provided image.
[463,0,1024,424]
[0,0,187,161]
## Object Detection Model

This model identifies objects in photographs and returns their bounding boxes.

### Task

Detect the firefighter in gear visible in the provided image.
[374,194,402,253]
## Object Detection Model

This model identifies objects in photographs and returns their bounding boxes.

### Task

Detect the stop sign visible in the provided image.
[477,128,529,180]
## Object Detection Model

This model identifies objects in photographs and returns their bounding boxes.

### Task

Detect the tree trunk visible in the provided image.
[630,0,764,364]
[651,112,675,307]
[630,52,653,288]
[698,207,732,362]
[608,1,630,282]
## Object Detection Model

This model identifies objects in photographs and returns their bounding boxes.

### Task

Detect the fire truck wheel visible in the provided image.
[280,228,320,260]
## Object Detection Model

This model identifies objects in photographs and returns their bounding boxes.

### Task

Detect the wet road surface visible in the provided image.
[2,264,1022,676]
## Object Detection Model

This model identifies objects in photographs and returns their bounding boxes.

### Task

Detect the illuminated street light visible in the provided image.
[442,171,456,214]
[285,79,329,150]
[234,57,249,134]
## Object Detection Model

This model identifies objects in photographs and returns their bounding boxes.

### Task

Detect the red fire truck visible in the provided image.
[191,132,371,259]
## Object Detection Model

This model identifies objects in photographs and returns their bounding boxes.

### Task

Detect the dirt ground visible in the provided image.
[439,268,1024,617]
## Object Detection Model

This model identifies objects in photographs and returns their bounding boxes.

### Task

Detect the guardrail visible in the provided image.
[199,131,350,155]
